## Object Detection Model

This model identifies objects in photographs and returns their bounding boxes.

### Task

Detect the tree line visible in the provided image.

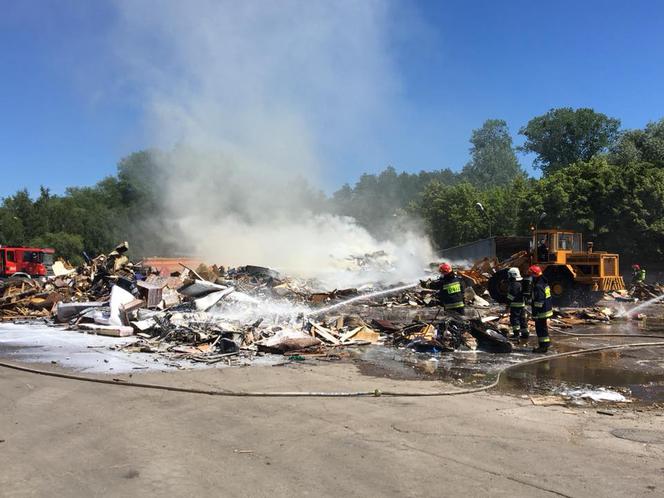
[1,108,663,266]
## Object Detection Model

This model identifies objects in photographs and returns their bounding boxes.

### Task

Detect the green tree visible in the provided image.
[331,166,462,239]
[611,118,664,168]
[484,176,532,236]
[516,157,664,262]
[418,182,487,249]
[461,119,523,186]
[417,177,535,250]
[600,161,664,261]
[519,108,621,175]
[0,210,24,244]
[30,232,85,265]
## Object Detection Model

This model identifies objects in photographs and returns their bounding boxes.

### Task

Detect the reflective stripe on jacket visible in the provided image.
[531,276,553,319]
[506,280,525,308]
[437,272,464,310]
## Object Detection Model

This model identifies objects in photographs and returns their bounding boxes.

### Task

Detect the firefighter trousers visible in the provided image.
[509,307,528,337]
[445,306,466,317]
[535,318,551,345]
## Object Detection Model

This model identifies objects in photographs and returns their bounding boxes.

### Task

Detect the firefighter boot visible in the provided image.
[532,343,550,354]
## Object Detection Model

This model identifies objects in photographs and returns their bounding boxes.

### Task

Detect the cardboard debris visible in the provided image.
[352,326,381,344]
[137,277,167,308]
[52,260,76,277]
[529,395,567,406]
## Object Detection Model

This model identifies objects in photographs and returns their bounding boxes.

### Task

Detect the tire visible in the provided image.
[543,266,574,307]
[488,268,511,304]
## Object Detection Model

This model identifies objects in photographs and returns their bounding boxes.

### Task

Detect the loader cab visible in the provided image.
[532,230,582,264]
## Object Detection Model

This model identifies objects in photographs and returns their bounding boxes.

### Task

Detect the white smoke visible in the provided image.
[110,0,434,285]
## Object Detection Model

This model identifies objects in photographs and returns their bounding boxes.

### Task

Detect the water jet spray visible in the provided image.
[305,280,426,317]
[616,292,664,318]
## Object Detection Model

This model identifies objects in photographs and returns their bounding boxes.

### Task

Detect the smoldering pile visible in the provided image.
[0,241,637,367]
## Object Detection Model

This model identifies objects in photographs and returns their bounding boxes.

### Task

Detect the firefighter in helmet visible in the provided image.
[631,264,646,286]
[528,265,552,353]
[437,263,465,315]
[506,267,529,340]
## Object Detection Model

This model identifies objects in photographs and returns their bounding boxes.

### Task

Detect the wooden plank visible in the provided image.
[339,326,363,343]
[79,324,134,337]
[529,395,566,406]
[311,323,340,345]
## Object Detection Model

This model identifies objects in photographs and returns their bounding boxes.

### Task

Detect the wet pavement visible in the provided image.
[0,322,174,373]
[2,314,664,403]
[0,322,287,373]
[353,321,664,403]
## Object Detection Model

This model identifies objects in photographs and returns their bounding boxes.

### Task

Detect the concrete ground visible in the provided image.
[1,360,663,497]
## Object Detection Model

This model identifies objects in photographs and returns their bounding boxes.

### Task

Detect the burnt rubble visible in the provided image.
[0,241,647,367]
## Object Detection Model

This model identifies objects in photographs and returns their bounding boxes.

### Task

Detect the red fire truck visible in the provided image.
[0,246,55,279]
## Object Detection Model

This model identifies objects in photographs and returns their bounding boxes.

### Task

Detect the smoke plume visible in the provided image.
[111,0,434,286]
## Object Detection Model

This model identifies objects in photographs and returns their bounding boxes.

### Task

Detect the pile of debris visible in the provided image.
[0,242,145,320]
[112,308,391,365]
[2,240,647,368]
[0,242,429,362]
[551,307,614,327]
[455,250,530,293]
[628,282,664,301]
[0,278,56,319]
[0,244,362,322]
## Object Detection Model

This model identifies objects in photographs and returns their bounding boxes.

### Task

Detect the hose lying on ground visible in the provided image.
[1,340,663,397]
[554,329,664,339]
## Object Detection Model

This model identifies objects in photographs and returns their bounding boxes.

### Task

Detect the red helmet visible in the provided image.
[632,264,641,270]
[439,262,452,274]
[528,265,543,277]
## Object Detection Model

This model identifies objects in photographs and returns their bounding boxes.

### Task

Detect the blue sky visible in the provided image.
[1,0,663,197]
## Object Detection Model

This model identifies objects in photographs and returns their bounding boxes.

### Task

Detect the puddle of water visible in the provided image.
[502,348,664,388]
[623,384,664,403]
[611,428,664,444]
[353,345,529,386]
[353,320,664,402]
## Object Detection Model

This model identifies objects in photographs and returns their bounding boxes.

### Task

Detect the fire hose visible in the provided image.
[0,338,663,397]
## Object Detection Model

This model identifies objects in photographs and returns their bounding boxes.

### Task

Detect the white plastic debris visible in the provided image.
[194,287,235,311]
[109,285,135,326]
[562,388,629,403]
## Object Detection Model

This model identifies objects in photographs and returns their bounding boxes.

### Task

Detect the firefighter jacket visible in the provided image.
[531,276,553,319]
[633,269,646,283]
[437,272,465,311]
[506,280,525,308]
